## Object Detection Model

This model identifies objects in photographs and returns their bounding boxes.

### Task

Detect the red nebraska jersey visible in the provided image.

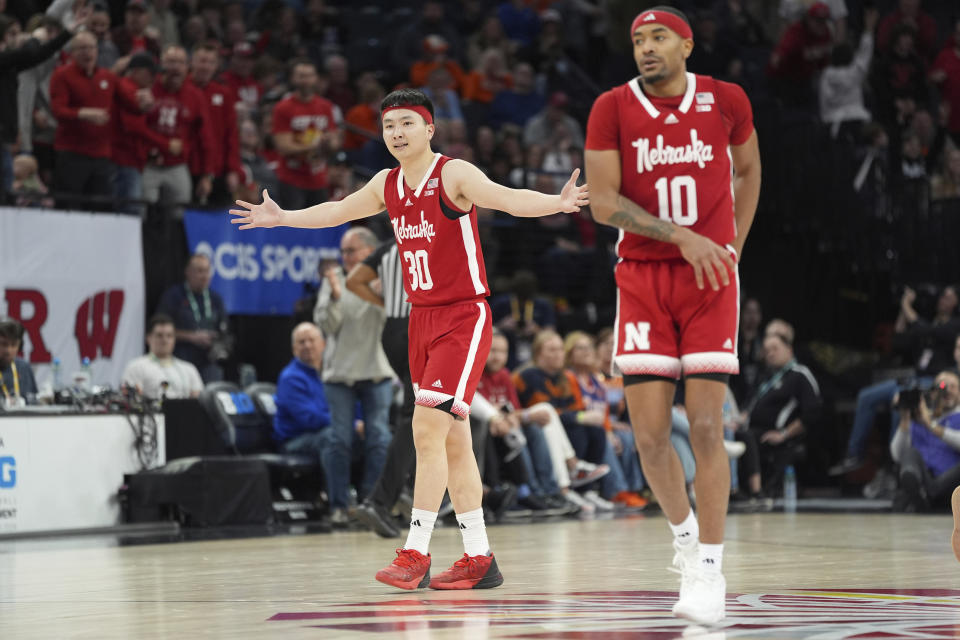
[145,80,214,172]
[586,72,754,262]
[384,153,490,307]
[272,94,340,189]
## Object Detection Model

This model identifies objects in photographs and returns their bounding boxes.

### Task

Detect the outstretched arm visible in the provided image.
[444,159,588,218]
[585,148,736,291]
[230,170,389,230]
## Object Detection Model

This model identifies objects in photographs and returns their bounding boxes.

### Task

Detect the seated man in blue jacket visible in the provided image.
[273,322,337,517]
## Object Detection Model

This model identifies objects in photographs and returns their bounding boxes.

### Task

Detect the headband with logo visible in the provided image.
[381,105,434,126]
[630,10,694,40]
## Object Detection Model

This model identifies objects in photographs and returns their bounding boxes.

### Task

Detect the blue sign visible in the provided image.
[0,456,15,488]
[183,209,348,315]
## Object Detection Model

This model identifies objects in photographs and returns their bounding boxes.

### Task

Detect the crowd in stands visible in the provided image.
[3,0,960,522]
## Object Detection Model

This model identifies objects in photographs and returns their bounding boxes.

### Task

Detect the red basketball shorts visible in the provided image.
[613,258,740,379]
[408,299,493,419]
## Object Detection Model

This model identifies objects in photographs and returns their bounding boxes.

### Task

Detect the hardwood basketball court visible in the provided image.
[2,512,959,638]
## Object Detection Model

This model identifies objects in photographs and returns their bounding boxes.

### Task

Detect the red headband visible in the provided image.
[381,105,433,126]
[630,10,693,40]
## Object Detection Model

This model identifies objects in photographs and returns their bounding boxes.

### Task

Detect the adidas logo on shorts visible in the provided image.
[432,379,443,388]
[723,338,733,350]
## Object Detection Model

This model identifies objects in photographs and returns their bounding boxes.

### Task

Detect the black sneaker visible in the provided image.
[828,456,864,476]
[355,500,401,538]
[483,483,518,522]
[518,494,551,512]
[899,471,928,512]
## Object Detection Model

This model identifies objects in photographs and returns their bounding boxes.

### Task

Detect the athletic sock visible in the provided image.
[455,507,490,557]
[668,509,699,547]
[402,508,437,555]
[699,543,724,573]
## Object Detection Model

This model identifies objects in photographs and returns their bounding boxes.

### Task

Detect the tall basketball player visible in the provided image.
[585,7,761,624]
[231,88,588,590]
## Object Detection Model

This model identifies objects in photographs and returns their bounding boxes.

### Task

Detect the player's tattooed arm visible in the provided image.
[607,195,676,242]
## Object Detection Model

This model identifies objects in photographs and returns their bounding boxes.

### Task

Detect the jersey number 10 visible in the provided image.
[654,176,698,226]
[403,250,434,291]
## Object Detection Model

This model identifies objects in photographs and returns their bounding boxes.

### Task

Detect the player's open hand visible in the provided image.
[559,168,589,213]
[230,189,283,230]
[676,231,736,291]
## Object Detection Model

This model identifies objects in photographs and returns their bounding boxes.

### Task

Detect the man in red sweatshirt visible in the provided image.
[143,45,215,217]
[49,30,147,211]
[189,41,242,206]
[113,52,169,217]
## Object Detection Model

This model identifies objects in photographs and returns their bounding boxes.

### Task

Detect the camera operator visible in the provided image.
[832,285,960,475]
[891,370,960,511]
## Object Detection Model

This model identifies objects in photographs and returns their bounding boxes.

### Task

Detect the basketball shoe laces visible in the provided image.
[392,548,424,568]
[667,541,698,595]
[451,553,484,576]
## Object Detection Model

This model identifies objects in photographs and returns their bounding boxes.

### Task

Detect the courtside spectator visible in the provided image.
[314,227,394,527]
[122,314,203,400]
[0,317,37,408]
[272,323,336,520]
[157,253,230,382]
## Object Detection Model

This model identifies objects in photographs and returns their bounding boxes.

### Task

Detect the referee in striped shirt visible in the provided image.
[346,239,414,537]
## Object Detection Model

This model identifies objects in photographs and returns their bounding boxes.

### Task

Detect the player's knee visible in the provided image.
[412,423,447,456]
[688,417,724,450]
[633,428,672,455]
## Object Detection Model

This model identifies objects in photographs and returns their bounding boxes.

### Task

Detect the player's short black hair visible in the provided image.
[147,314,175,335]
[645,5,691,28]
[380,88,435,124]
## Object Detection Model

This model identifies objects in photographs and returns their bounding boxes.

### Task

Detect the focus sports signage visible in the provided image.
[0,207,145,388]
[183,209,348,315]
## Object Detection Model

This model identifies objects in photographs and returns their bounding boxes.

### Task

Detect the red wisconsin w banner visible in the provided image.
[0,208,145,388]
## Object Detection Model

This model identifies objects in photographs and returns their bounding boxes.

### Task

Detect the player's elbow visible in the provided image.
[588,190,618,224]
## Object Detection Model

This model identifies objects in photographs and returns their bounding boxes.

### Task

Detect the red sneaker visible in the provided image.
[429,553,503,590]
[375,548,431,590]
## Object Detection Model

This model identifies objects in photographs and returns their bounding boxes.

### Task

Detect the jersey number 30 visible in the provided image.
[403,250,434,291]
[654,176,698,226]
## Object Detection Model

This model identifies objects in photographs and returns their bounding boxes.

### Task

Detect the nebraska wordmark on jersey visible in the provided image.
[384,153,491,307]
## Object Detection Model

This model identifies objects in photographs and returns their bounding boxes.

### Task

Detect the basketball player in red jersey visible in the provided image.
[585,7,761,624]
[231,88,588,590]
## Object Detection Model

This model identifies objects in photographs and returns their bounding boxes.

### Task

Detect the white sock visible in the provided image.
[699,543,723,572]
[455,507,490,557]
[402,508,437,555]
[668,509,699,547]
